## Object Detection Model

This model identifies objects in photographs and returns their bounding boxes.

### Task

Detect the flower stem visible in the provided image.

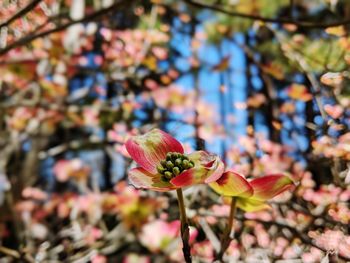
[216,197,237,261]
[176,188,192,263]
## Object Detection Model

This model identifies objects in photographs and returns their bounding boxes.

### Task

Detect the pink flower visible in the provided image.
[139,220,180,252]
[287,83,312,101]
[125,129,224,191]
[191,240,214,261]
[53,159,90,182]
[210,171,294,212]
[324,104,344,119]
[22,187,48,201]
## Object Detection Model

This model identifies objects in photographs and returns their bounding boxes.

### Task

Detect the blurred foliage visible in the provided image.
[0,0,349,262]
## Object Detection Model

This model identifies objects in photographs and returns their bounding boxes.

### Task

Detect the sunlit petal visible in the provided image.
[209,171,253,198]
[250,174,294,201]
[236,197,271,212]
[129,167,177,192]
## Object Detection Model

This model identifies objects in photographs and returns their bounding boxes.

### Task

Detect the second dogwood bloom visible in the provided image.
[210,171,294,212]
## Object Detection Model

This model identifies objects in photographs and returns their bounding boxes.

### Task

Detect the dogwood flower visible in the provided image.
[125,129,224,191]
[210,171,294,212]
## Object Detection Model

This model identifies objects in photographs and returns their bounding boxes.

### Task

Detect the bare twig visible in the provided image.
[198,218,220,252]
[0,246,20,259]
[0,0,43,29]
[270,29,328,122]
[184,0,350,28]
[0,0,134,56]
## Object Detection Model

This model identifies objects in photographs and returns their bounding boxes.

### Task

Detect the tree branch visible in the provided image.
[0,246,20,259]
[0,0,134,56]
[0,0,43,29]
[184,0,350,28]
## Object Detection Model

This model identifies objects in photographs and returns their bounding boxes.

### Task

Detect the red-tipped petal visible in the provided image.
[250,174,294,201]
[209,171,254,198]
[170,168,197,187]
[169,166,209,187]
[125,129,184,173]
[128,167,177,192]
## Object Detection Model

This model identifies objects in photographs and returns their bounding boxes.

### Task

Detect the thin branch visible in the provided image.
[0,0,133,56]
[0,246,20,259]
[184,0,350,28]
[270,29,328,122]
[289,0,295,18]
[0,0,43,29]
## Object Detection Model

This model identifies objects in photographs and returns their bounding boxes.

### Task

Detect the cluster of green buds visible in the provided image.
[157,152,195,182]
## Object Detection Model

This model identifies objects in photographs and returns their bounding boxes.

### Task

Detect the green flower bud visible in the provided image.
[159,153,195,180]
[182,159,189,168]
[157,165,165,174]
[175,158,182,166]
[166,161,174,169]
[173,167,180,175]
[164,171,173,180]
[166,153,172,160]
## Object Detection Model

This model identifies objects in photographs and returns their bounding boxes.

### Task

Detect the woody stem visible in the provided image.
[176,188,192,263]
[216,196,237,261]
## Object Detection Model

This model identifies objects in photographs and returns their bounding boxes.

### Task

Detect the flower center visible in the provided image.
[157,152,195,182]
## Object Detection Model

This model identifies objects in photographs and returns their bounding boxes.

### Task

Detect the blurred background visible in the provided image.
[0,0,349,262]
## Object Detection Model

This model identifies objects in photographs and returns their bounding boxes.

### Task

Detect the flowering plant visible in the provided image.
[125,128,224,191]
[125,128,224,262]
